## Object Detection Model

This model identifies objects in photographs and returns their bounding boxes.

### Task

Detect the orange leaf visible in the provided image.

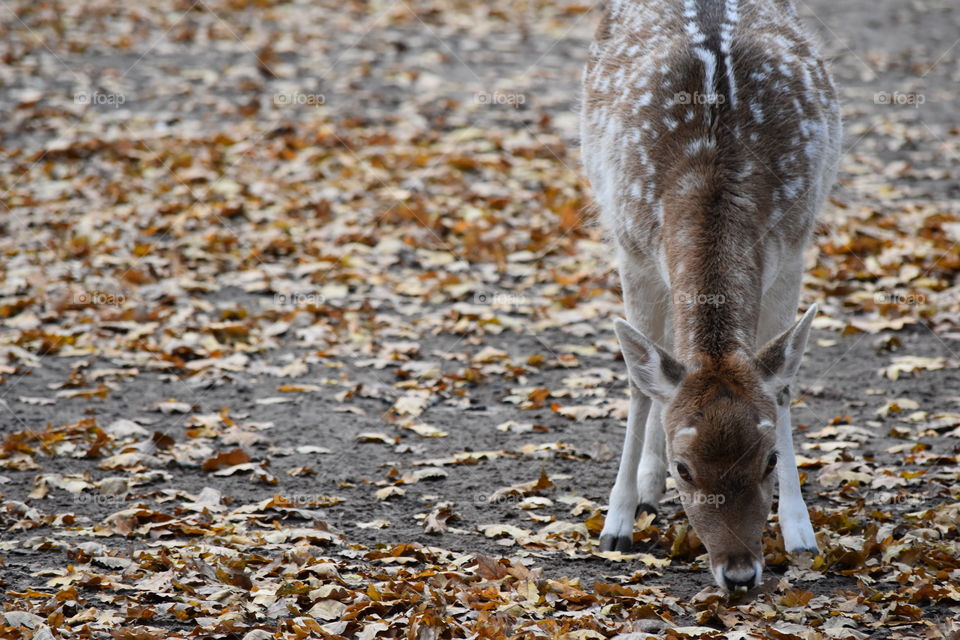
[201,448,251,471]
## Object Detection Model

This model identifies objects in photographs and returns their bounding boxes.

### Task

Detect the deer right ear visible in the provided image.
[614,318,685,403]
[754,304,818,392]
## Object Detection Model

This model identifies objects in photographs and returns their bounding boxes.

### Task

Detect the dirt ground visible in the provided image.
[1,0,959,638]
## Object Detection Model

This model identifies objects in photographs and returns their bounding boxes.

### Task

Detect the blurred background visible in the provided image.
[1,0,958,334]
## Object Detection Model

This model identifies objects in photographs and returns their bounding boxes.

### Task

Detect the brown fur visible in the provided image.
[661,353,779,575]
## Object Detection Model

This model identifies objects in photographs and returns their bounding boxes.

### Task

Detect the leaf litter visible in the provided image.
[0,0,959,638]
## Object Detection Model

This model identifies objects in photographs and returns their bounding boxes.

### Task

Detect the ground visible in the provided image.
[1,0,959,639]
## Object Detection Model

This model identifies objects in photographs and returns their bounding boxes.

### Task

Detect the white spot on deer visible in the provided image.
[777,153,797,172]
[782,176,805,201]
[686,138,715,156]
[725,0,740,22]
[686,22,706,44]
[725,60,738,107]
[692,46,717,97]
[683,0,705,42]
[770,34,796,52]
[652,200,664,225]
[799,65,815,93]
[613,68,627,89]
[720,26,733,52]
[721,0,739,107]
[735,160,755,182]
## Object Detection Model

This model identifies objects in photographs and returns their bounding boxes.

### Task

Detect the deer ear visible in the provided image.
[754,304,818,390]
[614,318,685,402]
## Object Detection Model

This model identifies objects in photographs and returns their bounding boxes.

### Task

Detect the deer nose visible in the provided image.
[721,567,757,591]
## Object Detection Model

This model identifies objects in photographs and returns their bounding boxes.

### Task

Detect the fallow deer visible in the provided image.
[580,0,841,590]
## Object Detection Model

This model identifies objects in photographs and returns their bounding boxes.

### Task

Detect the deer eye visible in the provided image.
[675,462,693,484]
[764,452,778,478]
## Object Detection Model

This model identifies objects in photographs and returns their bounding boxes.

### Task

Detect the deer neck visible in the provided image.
[662,193,765,365]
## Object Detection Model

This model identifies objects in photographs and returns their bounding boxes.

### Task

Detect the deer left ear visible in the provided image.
[754,304,818,392]
[614,318,686,403]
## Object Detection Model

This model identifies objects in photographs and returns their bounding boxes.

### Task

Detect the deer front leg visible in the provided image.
[636,400,666,516]
[599,385,651,552]
[601,250,668,552]
[757,272,818,553]
[776,398,818,553]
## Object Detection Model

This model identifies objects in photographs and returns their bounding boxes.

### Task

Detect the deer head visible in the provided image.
[613,305,817,590]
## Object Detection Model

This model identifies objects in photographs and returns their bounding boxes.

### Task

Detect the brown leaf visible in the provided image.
[201,448,251,471]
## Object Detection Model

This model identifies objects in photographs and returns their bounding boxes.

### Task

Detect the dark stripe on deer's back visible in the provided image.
[693,0,734,113]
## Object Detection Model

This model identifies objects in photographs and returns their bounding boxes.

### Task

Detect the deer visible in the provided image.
[580,0,841,590]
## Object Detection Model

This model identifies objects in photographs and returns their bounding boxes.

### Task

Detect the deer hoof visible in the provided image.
[598,534,634,553]
[786,544,819,555]
[634,502,659,521]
